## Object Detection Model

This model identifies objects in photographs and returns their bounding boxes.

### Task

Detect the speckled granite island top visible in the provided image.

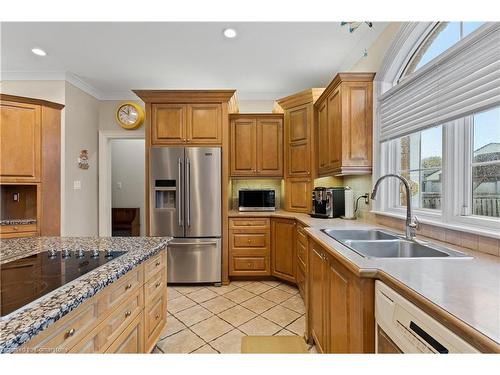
[0,236,170,353]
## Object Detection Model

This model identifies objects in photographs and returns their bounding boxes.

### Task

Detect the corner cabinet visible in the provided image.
[230,114,283,177]
[314,73,374,176]
[308,239,375,353]
[151,103,222,145]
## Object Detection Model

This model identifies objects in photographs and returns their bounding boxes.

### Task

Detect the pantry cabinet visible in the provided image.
[276,89,324,213]
[230,114,283,177]
[314,73,374,176]
[271,218,296,283]
[308,238,375,353]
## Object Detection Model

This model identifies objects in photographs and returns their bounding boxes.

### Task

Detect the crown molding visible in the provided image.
[0,71,105,100]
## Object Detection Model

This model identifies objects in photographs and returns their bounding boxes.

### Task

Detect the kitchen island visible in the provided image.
[0,237,170,353]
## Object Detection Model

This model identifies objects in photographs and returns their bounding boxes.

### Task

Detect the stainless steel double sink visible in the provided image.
[321,229,471,259]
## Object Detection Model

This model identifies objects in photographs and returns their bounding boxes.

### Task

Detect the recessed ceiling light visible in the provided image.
[223,28,237,39]
[31,48,47,56]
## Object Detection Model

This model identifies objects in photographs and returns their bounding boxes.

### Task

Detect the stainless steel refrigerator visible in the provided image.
[150,147,221,284]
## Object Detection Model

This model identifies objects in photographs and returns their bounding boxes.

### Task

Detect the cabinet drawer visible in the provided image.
[229,218,270,230]
[296,225,308,245]
[144,267,166,305]
[145,292,167,351]
[232,232,268,248]
[105,313,144,354]
[0,224,37,234]
[100,266,143,315]
[144,251,166,280]
[19,296,101,352]
[230,256,270,274]
[70,288,143,353]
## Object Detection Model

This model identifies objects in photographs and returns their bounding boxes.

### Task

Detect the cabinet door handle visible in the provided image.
[155,282,161,288]
[125,311,132,318]
[125,283,132,290]
[65,328,76,338]
[13,226,19,231]
[155,314,160,320]
[156,261,161,266]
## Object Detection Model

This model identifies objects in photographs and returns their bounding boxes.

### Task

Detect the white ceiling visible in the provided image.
[1,22,388,100]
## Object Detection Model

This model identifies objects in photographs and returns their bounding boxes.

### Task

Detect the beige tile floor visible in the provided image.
[154,280,315,354]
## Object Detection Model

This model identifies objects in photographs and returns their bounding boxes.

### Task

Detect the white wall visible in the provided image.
[111,139,145,236]
[63,82,100,236]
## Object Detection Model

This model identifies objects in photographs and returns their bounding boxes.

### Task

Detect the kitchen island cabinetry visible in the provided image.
[17,250,167,354]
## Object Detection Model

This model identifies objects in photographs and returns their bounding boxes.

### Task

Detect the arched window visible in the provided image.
[400,22,484,80]
[375,22,500,234]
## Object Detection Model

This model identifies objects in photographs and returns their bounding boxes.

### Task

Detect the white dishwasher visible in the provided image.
[375,281,479,353]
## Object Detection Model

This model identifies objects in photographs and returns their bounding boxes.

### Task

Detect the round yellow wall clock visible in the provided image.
[116,102,145,130]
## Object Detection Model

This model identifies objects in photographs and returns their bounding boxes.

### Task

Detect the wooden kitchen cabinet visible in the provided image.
[308,238,375,353]
[276,89,324,213]
[271,218,296,283]
[230,114,283,177]
[1,94,63,238]
[309,240,328,353]
[151,103,222,145]
[314,73,375,176]
[228,218,271,276]
[18,250,168,354]
[0,101,41,182]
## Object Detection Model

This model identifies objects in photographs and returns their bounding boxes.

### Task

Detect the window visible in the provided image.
[398,126,443,210]
[402,22,484,78]
[471,107,500,218]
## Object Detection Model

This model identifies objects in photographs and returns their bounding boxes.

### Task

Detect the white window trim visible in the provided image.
[372,22,500,239]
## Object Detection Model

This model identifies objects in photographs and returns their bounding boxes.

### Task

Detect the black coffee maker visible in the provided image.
[310,187,345,218]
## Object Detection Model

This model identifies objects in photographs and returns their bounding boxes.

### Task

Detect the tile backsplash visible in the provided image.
[230,179,284,210]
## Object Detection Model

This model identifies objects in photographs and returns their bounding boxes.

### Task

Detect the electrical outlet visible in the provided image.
[13,192,19,202]
[117,182,122,190]
[73,180,82,190]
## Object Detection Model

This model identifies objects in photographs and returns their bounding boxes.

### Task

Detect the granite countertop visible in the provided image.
[0,218,37,226]
[0,236,171,353]
[229,210,500,352]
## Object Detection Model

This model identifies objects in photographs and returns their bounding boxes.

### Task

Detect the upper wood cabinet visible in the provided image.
[230,114,283,177]
[151,103,221,145]
[134,89,236,147]
[314,73,374,176]
[271,218,296,283]
[0,101,41,182]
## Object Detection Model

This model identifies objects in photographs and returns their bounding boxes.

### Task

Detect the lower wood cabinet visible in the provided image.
[271,218,296,283]
[308,239,374,353]
[18,250,167,354]
[229,218,271,276]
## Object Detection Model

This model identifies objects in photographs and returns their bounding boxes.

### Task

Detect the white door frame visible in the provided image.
[98,130,145,236]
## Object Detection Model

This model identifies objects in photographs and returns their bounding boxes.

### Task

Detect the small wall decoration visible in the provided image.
[116,102,145,130]
[78,150,89,169]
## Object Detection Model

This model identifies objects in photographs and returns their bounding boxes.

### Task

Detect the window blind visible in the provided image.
[379,23,500,142]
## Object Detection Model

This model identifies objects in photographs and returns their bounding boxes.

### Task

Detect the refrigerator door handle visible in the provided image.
[177,157,183,227]
[186,157,191,227]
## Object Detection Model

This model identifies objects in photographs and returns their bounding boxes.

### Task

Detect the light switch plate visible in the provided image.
[73,180,82,190]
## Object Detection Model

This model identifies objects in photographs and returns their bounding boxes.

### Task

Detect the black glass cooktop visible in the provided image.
[0,249,126,317]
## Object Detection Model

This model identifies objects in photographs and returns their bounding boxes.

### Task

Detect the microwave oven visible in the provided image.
[238,189,276,212]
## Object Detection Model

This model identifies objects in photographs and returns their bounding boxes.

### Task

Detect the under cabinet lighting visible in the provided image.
[31,48,47,56]
[223,28,237,38]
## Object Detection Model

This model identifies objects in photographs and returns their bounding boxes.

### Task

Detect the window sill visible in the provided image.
[371,209,500,240]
